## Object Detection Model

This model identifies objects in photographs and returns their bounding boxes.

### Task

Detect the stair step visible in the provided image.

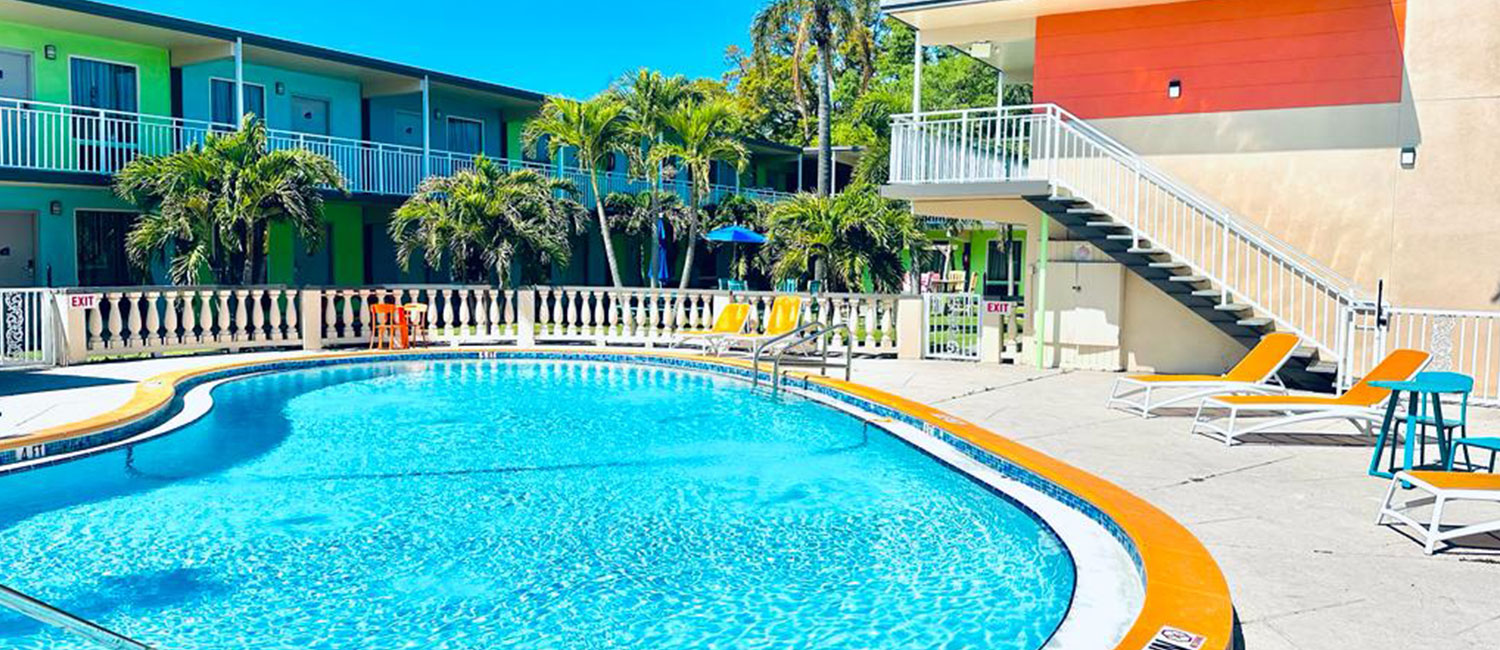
[1065,207,1105,216]
[1236,317,1274,328]
[1306,361,1340,375]
[1168,275,1209,284]
[1084,221,1122,229]
[1191,289,1222,298]
[1127,247,1167,256]
[1105,234,1139,241]
[1213,303,1252,312]
[1291,346,1319,359]
[1148,261,1188,270]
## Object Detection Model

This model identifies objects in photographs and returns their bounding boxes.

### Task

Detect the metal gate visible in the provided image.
[1,289,56,368]
[923,293,981,361]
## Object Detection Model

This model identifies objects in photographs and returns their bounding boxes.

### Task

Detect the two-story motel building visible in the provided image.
[0,0,808,290]
[884,0,1498,381]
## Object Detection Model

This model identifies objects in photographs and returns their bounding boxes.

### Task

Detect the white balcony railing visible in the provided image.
[0,99,793,202]
[891,103,1371,370]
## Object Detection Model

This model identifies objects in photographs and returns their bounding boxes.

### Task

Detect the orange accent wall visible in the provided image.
[1033,0,1407,119]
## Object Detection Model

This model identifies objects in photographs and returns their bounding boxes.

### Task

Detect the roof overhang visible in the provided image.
[4,0,546,107]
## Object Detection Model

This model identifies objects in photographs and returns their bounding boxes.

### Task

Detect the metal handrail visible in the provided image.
[750,321,825,389]
[0,583,153,650]
[750,322,854,393]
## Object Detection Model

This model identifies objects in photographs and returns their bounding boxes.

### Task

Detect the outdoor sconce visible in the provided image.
[274,82,285,95]
[43,45,57,60]
[1167,79,1182,99]
[48,200,62,216]
[1400,147,1417,169]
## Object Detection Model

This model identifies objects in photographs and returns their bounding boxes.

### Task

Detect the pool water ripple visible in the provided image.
[0,361,1074,650]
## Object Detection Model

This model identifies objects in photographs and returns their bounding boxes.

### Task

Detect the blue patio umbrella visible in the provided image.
[704,225,767,245]
[704,225,766,283]
[652,218,671,285]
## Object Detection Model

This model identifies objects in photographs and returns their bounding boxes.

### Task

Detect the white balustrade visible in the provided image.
[77,286,302,356]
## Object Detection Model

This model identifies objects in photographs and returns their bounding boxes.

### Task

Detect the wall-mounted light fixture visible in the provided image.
[274,82,285,95]
[43,45,57,60]
[1400,146,1417,169]
[1167,79,1182,99]
[48,200,62,216]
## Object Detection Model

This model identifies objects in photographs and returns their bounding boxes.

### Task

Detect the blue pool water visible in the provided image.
[0,361,1074,649]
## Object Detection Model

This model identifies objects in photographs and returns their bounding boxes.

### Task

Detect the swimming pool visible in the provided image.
[1,360,1081,650]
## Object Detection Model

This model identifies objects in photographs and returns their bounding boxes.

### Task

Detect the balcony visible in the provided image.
[0,99,792,203]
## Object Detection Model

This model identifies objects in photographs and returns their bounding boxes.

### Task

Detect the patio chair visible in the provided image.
[1106,332,1300,417]
[1376,470,1500,554]
[672,303,751,356]
[725,295,803,356]
[1189,349,1431,446]
[368,303,404,350]
[403,303,429,347]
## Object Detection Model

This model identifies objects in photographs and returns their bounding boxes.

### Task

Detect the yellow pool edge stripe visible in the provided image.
[2,348,1235,650]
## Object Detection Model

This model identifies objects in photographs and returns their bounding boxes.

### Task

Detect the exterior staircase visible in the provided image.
[1025,193,1337,390]
[889,103,1373,392]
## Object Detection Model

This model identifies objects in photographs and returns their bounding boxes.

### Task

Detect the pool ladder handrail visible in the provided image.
[751,322,853,393]
[0,582,154,650]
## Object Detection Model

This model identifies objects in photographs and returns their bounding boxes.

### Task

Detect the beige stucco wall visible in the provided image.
[1087,0,1500,311]
[912,197,1247,373]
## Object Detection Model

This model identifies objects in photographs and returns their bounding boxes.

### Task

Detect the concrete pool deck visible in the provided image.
[3,351,1499,649]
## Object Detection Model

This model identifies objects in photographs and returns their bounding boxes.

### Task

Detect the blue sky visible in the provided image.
[110,0,765,97]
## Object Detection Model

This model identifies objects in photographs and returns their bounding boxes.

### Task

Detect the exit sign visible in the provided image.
[69,293,101,310]
[985,301,1014,314]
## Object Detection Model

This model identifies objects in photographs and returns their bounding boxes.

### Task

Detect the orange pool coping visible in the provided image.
[1,348,1235,650]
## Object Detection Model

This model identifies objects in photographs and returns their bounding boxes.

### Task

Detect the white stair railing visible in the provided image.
[891,104,1373,367]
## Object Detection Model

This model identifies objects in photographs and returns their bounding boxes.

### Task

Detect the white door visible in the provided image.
[0,211,36,287]
[290,96,330,135]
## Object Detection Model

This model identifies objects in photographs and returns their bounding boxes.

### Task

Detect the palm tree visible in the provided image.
[524,95,630,288]
[766,183,927,292]
[751,0,876,196]
[652,99,749,289]
[389,156,582,286]
[603,189,686,285]
[613,69,691,286]
[116,114,346,285]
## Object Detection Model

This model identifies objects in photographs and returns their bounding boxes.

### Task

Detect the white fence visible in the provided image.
[891,104,1366,367]
[1343,307,1500,406]
[0,289,55,368]
[0,99,793,204]
[923,293,981,361]
[50,285,912,364]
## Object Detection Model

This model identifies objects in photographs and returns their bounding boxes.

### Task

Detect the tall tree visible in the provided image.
[652,99,749,289]
[524,96,630,287]
[389,156,582,286]
[766,183,928,292]
[116,115,345,285]
[612,69,690,286]
[751,0,876,196]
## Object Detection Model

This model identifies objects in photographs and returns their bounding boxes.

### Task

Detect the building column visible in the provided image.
[421,76,431,178]
[912,30,923,113]
[797,153,805,192]
[996,68,1005,108]
[233,37,245,124]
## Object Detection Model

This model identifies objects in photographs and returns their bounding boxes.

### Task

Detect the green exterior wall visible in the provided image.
[0,186,141,286]
[506,121,526,160]
[327,201,364,285]
[0,20,171,114]
[267,221,296,284]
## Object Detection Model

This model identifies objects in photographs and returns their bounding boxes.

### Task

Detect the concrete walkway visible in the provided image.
[3,352,1499,649]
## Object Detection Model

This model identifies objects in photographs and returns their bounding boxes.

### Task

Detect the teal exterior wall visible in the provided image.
[0,20,172,114]
[179,60,363,138]
[367,90,508,158]
[0,185,145,286]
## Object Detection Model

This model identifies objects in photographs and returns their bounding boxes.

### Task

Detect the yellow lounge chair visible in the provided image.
[1190,349,1431,446]
[1377,470,1500,554]
[1106,332,1301,417]
[672,303,751,355]
[725,295,804,355]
